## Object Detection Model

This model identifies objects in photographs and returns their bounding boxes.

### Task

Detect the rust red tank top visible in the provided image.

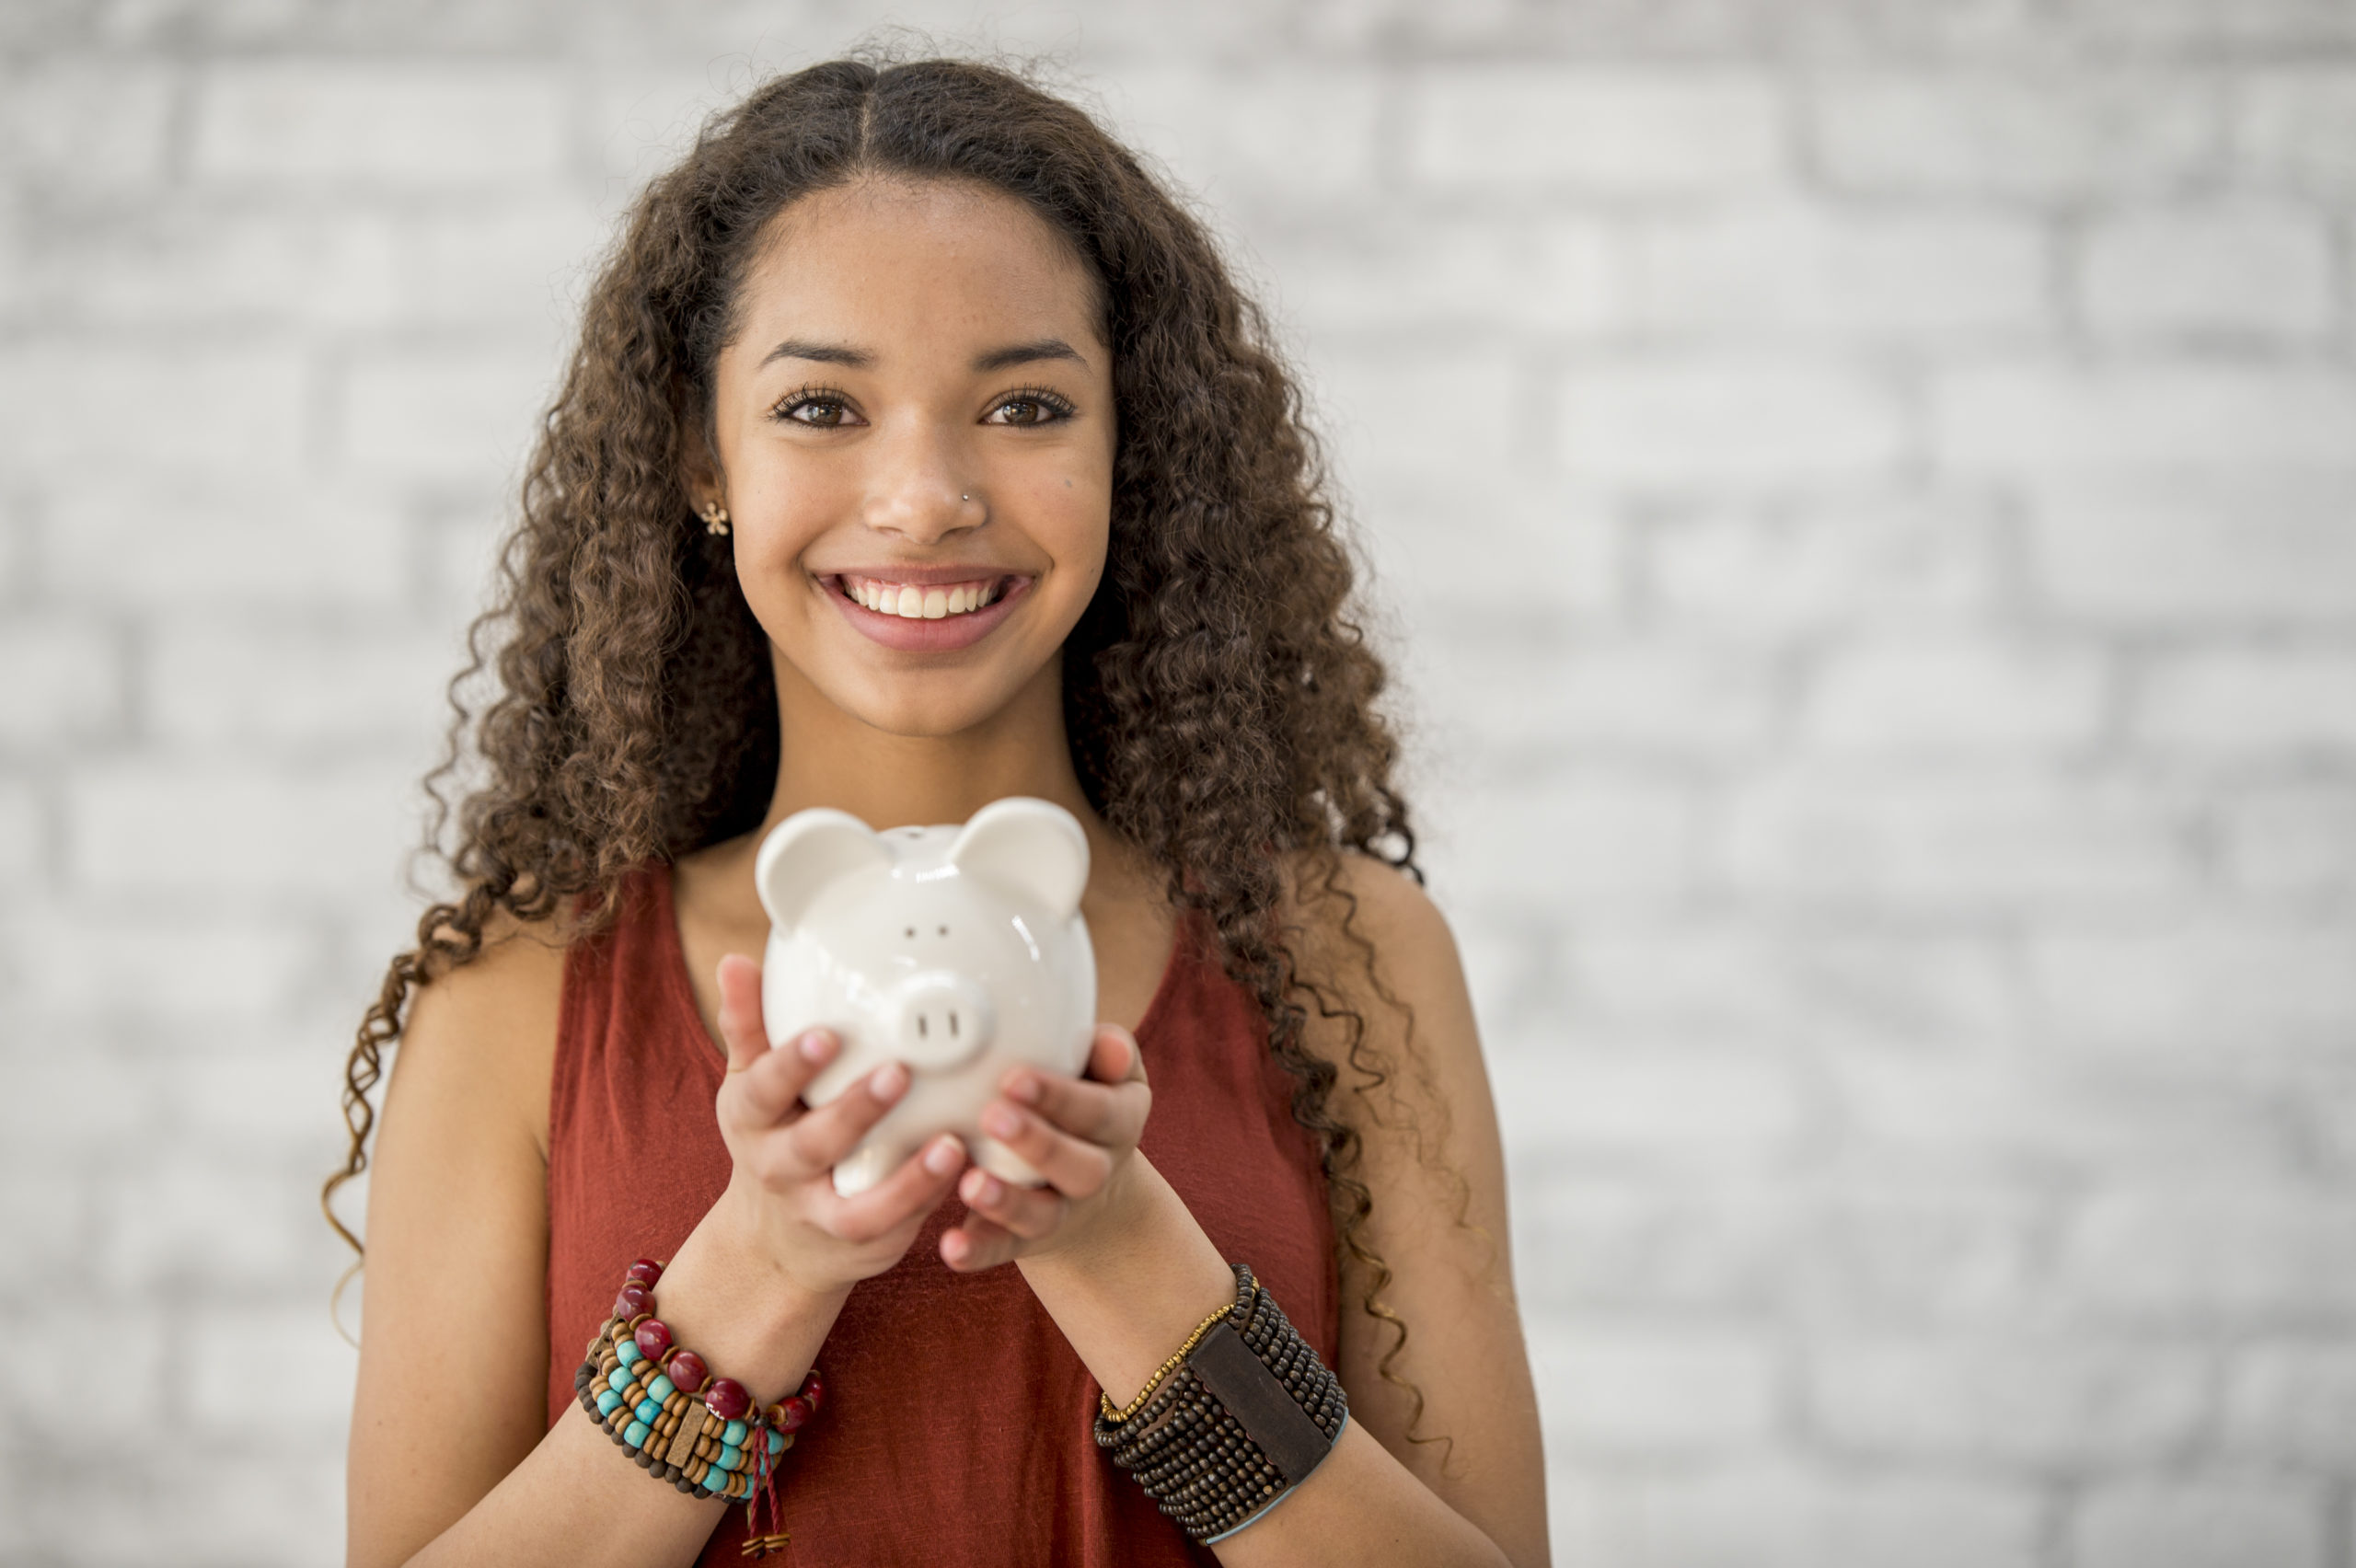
[544,864,1338,1566]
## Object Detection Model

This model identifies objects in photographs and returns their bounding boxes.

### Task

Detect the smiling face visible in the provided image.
[699,177,1117,741]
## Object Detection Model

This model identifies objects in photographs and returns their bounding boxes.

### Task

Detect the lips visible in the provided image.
[819,570,1033,652]
[839,573,1003,620]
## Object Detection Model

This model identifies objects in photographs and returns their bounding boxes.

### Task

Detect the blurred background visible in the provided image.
[5,1,2356,1563]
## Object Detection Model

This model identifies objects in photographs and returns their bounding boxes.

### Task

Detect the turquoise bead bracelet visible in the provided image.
[572,1257,826,1554]
[579,1326,791,1496]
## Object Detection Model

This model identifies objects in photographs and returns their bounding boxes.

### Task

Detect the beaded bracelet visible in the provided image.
[572,1258,826,1557]
[1099,1297,1232,1425]
[1093,1263,1347,1544]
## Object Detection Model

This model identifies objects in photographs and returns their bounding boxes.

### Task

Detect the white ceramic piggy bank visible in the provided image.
[755,797,1096,1196]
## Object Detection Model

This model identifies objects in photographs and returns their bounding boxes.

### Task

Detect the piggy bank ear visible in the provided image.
[756,809,892,933]
[948,797,1089,918]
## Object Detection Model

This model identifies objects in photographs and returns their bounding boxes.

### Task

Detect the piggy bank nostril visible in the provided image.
[891,974,993,1068]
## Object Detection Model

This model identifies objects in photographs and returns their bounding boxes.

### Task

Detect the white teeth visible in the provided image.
[846,577,1003,617]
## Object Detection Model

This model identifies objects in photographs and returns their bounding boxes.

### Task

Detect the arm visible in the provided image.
[347,938,968,1568]
[940,862,1549,1566]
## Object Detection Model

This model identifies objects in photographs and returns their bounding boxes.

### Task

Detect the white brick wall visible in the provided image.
[4,6,2353,1565]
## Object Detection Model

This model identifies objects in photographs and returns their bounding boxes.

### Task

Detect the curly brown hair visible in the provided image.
[325,53,1439,1435]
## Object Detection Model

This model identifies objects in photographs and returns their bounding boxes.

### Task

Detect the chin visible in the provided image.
[834,668,1033,741]
[764,598,1074,744]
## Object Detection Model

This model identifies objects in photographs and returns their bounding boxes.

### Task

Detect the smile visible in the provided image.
[839,574,1005,620]
[820,570,1034,653]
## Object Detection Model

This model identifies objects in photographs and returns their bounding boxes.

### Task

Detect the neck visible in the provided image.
[757,651,1099,837]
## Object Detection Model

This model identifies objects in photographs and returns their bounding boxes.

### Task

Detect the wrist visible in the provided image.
[1018,1156,1236,1410]
[655,1181,849,1402]
[1017,1147,1154,1274]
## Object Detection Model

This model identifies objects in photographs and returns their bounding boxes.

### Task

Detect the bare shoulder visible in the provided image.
[1281,850,1478,1096]
[403,905,572,1036]
[391,908,573,1153]
[1290,848,1453,952]
[1279,847,1497,1241]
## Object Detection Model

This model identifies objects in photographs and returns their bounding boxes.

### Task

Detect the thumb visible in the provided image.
[1091,1023,1144,1085]
[715,952,770,1074]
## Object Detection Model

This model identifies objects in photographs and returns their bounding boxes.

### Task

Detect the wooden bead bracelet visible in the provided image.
[1094,1263,1347,1543]
[1100,1297,1233,1425]
[572,1258,824,1556]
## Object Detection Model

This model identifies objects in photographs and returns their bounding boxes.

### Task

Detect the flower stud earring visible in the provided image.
[700,499,731,536]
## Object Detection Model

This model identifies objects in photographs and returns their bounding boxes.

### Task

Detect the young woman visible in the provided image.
[332,56,1546,1568]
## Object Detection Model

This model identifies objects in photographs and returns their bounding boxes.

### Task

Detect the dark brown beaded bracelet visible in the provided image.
[575,1257,822,1556]
[1094,1264,1348,1543]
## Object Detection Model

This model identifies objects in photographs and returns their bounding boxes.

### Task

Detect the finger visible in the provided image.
[721,1024,838,1132]
[999,1066,1149,1153]
[977,1100,1115,1200]
[1090,1025,1146,1085]
[828,1134,966,1245]
[783,1061,914,1172]
[715,954,769,1073]
[957,1166,1068,1241]
[941,1212,1020,1273]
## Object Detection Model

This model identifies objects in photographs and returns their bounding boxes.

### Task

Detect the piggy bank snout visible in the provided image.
[889,971,993,1071]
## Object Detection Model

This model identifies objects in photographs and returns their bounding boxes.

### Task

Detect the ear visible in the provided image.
[948,797,1090,918]
[755,809,892,933]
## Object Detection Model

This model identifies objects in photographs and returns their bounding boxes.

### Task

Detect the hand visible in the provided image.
[938,1024,1152,1274]
[710,952,968,1301]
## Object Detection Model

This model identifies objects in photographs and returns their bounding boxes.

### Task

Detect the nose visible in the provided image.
[888,972,993,1071]
[860,422,980,545]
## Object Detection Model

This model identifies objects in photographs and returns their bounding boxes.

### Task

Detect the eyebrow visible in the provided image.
[971,338,1087,373]
[756,337,1090,374]
[759,339,872,370]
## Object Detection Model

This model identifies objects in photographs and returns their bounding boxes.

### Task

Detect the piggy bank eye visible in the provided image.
[904,927,915,939]
[937,925,949,937]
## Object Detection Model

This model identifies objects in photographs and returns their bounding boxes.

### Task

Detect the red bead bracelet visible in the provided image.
[575,1257,826,1556]
[607,1259,823,1433]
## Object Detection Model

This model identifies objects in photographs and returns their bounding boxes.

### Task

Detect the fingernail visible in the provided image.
[924,1136,963,1175]
[981,1102,1021,1138]
[1005,1074,1041,1105]
[798,1031,833,1063]
[872,1063,908,1100]
[975,1175,1003,1205]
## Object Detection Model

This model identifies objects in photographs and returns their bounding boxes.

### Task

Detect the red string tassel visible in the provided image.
[739,1429,791,1558]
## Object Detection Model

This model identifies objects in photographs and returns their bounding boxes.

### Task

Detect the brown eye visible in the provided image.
[987,389,1073,427]
[772,386,860,428]
[786,398,849,428]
